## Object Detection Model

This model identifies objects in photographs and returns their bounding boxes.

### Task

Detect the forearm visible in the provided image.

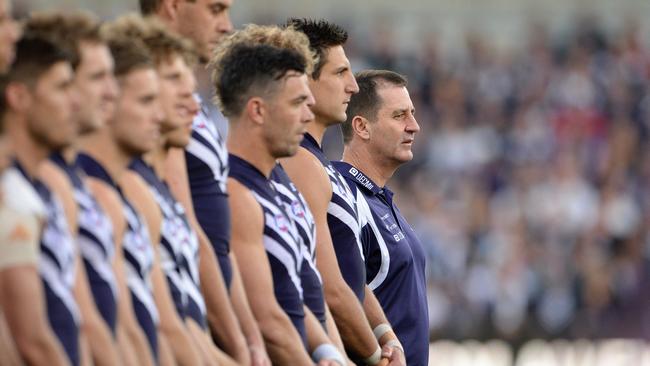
[258,313,312,365]
[123,316,155,366]
[324,279,380,359]
[187,321,239,366]
[14,332,69,366]
[230,254,265,349]
[158,333,177,366]
[1,268,70,366]
[151,259,202,366]
[82,317,120,366]
[198,239,248,363]
[74,256,120,365]
[362,287,398,346]
[304,306,330,353]
[324,305,346,354]
[160,321,202,366]
[117,325,138,366]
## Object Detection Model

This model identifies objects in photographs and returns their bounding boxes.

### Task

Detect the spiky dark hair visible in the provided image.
[284,18,347,79]
[214,43,307,117]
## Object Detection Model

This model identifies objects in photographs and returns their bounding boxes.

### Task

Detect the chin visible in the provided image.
[273,146,296,159]
[48,141,72,152]
[397,154,413,163]
[168,139,189,149]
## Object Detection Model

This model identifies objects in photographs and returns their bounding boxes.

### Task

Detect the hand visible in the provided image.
[376,357,390,366]
[381,344,405,366]
[249,343,271,366]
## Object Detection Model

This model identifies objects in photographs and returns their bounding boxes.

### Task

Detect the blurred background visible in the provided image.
[18,0,650,364]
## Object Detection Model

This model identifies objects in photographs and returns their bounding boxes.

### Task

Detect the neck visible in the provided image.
[60,144,79,164]
[305,117,329,146]
[6,117,50,179]
[194,64,212,98]
[227,122,275,177]
[78,128,132,181]
[145,143,169,180]
[342,143,397,187]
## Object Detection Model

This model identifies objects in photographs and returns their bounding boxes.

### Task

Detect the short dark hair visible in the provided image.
[101,16,154,77]
[285,18,347,79]
[139,0,160,15]
[0,35,73,116]
[342,70,408,144]
[139,0,196,15]
[213,43,306,118]
[23,11,102,70]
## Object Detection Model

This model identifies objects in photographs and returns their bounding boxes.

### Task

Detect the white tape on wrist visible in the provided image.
[373,323,392,340]
[385,339,404,354]
[312,343,345,366]
[363,346,382,365]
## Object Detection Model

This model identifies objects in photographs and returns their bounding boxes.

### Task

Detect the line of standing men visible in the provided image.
[0,0,429,365]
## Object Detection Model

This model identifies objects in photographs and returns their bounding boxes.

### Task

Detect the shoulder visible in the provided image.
[279,147,332,199]
[86,177,125,235]
[227,178,263,228]
[38,160,68,188]
[1,168,45,218]
[227,178,262,214]
[121,171,153,203]
[280,147,326,177]
[120,171,159,220]
[38,160,77,230]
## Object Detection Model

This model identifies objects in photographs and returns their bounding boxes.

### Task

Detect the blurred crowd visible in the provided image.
[328,17,650,344]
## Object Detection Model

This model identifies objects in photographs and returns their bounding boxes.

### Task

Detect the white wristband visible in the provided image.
[312,343,345,366]
[363,346,382,365]
[373,323,392,340]
[385,339,404,354]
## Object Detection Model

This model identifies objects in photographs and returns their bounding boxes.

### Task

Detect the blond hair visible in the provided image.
[100,14,153,77]
[102,14,197,70]
[24,11,102,69]
[209,23,316,92]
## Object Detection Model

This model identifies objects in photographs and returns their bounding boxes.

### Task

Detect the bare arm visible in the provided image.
[73,255,121,366]
[187,320,239,366]
[0,265,70,366]
[0,312,22,366]
[121,171,203,366]
[362,287,405,366]
[88,179,155,366]
[228,178,312,365]
[164,148,259,365]
[39,162,118,365]
[158,333,177,366]
[324,305,345,354]
[281,149,382,362]
[229,254,269,365]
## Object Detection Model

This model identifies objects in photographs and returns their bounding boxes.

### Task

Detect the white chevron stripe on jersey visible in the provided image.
[271,181,316,254]
[182,271,206,315]
[186,138,227,192]
[40,255,80,324]
[327,201,364,260]
[326,167,356,210]
[356,189,390,290]
[263,236,304,298]
[192,122,227,165]
[78,236,118,299]
[125,261,159,324]
[302,245,322,283]
[251,191,302,262]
